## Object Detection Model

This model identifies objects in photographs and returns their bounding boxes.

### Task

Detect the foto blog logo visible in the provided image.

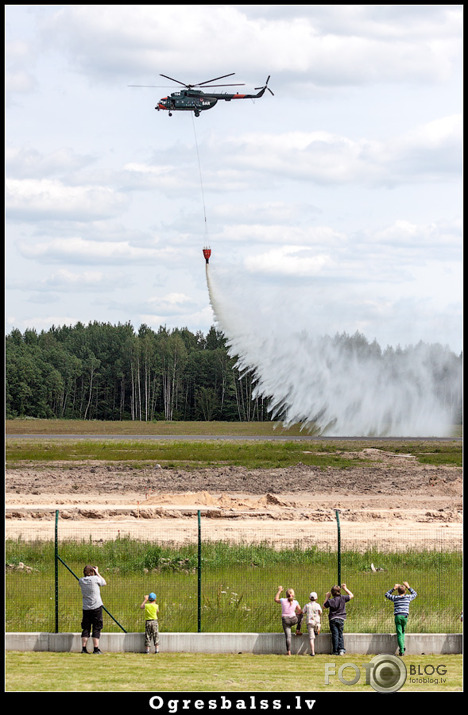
[325,654,407,693]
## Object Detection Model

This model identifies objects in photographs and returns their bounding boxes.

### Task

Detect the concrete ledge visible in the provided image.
[5,632,462,655]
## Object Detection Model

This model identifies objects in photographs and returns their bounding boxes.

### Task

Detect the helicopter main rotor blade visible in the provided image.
[129,82,244,89]
[200,83,245,88]
[159,73,189,87]
[196,73,236,86]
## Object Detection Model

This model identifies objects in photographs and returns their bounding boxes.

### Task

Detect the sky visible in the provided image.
[5,5,463,354]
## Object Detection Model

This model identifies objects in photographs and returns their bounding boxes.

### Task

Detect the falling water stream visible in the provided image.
[205,262,459,437]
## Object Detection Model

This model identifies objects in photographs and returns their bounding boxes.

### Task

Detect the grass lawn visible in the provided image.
[4,652,463,693]
[6,418,462,470]
[5,438,371,469]
[5,436,462,469]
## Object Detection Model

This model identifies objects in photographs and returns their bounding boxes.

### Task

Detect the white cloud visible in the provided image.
[147,292,194,313]
[6,178,128,221]
[6,146,95,178]
[8,268,126,293]
[218,223,344,246]
[245,246,332,277]
[215,118,462,186]
[5,69,37,94]
[38,5,461,86]
[139,305,213,331]
[211,201,320,225]
[372,218,462,253]
[17,237,173,264]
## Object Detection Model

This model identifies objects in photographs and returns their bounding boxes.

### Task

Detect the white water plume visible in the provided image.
[206,264,460,437]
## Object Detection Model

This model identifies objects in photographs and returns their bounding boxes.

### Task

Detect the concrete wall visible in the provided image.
[5,632,462,655]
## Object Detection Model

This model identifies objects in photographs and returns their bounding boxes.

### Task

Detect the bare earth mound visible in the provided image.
[5,449,462,549]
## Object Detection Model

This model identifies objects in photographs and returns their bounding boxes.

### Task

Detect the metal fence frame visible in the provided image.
[6,509,461,633]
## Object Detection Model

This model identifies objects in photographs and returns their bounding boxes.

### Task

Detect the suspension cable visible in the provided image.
[191,112,208,241]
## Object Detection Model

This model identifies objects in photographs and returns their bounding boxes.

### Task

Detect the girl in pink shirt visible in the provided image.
[274,585,303,655]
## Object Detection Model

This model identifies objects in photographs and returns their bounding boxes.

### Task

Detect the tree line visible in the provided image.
[5,321,269,422]
[5,321,462,423]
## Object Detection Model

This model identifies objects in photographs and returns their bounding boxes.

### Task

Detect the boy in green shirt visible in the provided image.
[140,592,160,654]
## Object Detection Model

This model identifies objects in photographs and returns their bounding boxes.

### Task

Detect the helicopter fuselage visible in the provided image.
[156,86,267,116]
[157,89,217,115]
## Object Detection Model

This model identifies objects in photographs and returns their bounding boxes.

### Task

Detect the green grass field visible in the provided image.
[5,438,372,469]
[6,417,462,471]
[4,652,463,692]
[5,436,462,469]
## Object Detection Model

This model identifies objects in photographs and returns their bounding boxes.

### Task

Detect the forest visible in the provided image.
[5,321,462,423]
[5,322,268,422]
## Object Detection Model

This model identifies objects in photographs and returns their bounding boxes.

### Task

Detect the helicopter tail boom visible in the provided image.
[214,77,274,101]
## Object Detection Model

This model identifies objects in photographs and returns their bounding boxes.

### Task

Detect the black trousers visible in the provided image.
[81,606,103,639]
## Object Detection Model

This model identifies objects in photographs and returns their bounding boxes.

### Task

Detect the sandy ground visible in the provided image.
[5,448,462,550]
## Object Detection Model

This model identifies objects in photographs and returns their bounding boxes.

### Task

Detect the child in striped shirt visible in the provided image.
[385,581,417,656]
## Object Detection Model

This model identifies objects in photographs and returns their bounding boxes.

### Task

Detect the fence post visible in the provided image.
[335,509,341,585]
[197,509,201,633]
[55,509,59,633]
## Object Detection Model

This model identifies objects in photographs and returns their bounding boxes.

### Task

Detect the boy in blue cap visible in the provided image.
[140,592,160,653]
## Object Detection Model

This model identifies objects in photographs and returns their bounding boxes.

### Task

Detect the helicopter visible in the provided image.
[129,73,274,117]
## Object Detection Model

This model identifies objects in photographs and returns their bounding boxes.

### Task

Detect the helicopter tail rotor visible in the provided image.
[255,76,274,96]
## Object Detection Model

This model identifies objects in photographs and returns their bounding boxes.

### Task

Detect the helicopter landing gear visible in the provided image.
[194,110,200,117]
[168,112,172,116]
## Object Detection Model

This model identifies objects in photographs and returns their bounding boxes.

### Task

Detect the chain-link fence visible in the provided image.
[5,510,462,635]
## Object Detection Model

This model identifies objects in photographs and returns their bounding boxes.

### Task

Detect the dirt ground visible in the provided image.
[5,448,462,549]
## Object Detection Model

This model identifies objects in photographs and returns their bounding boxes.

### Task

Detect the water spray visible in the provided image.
[193,112,459,437]
[204,264,460,437]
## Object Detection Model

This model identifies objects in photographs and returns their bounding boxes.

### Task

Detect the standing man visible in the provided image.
[324,583,354,656]
[79,565,107,654]
[385,581,417,656]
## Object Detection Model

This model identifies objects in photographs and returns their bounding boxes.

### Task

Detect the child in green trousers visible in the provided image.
[385,581,417,656]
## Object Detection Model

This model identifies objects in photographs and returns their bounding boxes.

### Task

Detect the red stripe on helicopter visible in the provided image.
[232,94,246,99]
